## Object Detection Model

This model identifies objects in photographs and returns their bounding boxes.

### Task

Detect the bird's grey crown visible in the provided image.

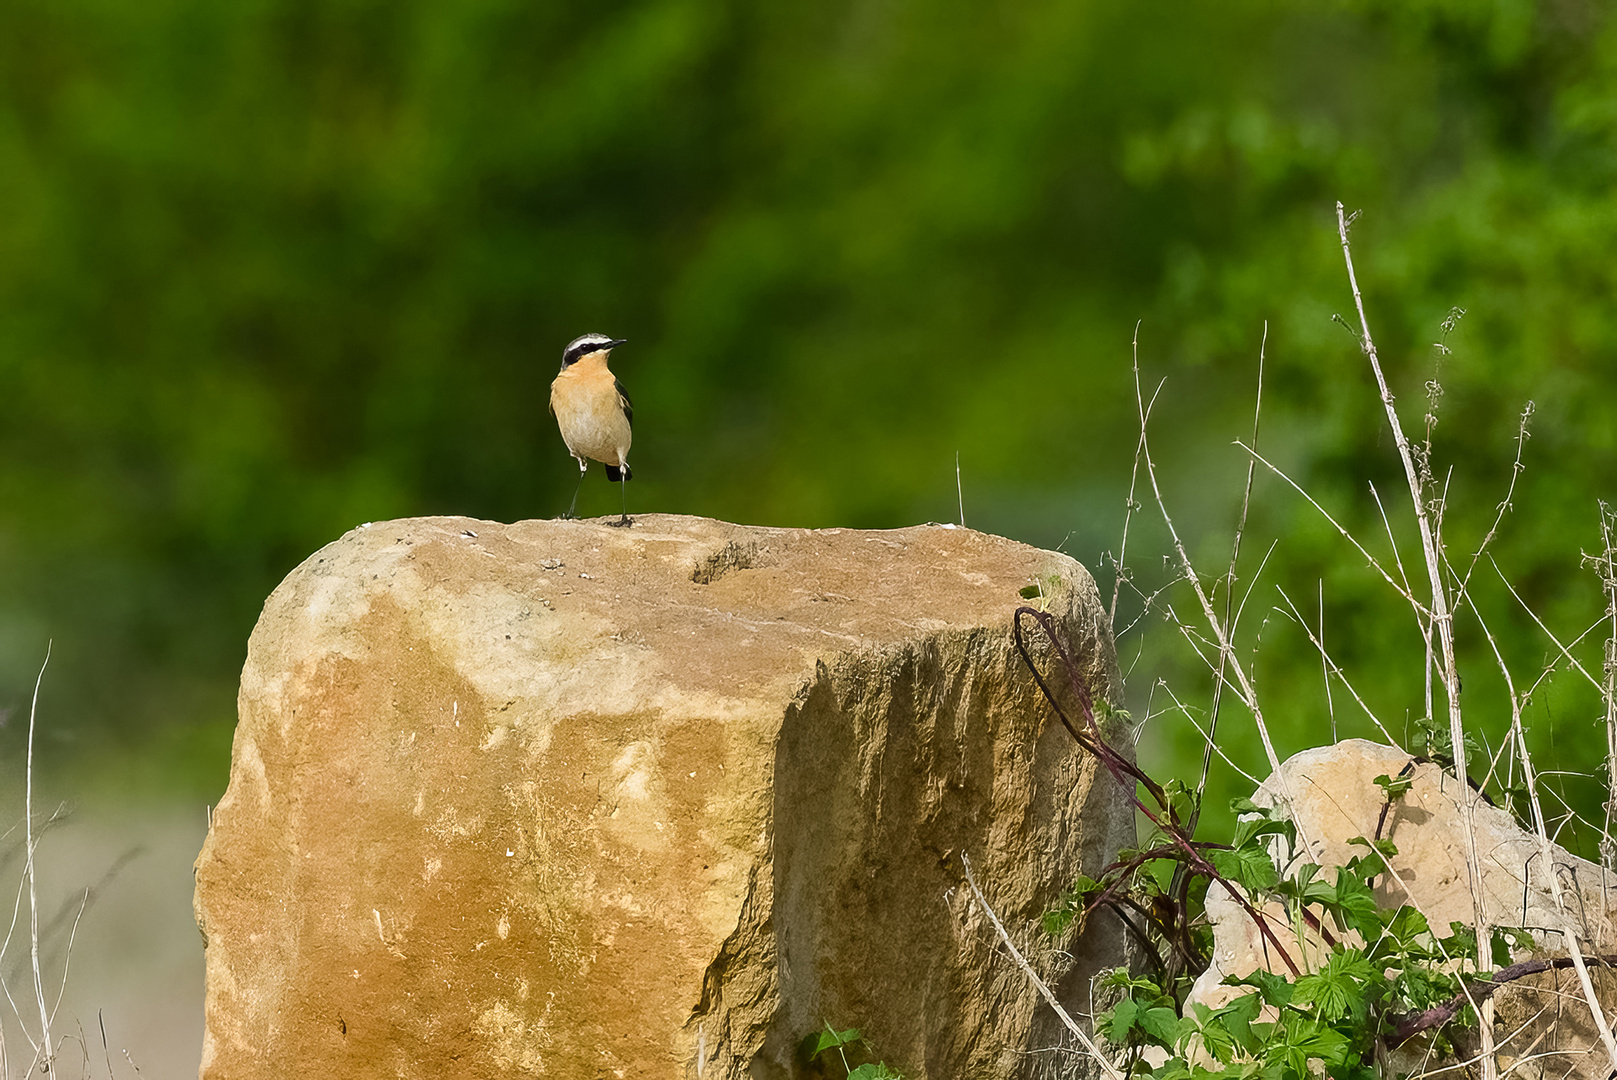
[562,333,621,367]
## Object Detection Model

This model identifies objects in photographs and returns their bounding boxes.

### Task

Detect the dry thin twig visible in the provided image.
[26,644,54,1078]
[1271,587,1397,744]
[1493,559,1606,695]
[1235,440,1427,615]
[1451,402,1535,610]
[1132,347,1286,783]
[1153,682,1263,787]
[1469,600,1617,1073]
[1192,322,1267,836]
[1335,201,1498,1080]
[960,852,1124,1080]
[1109,322,1161,630]
[100,1011,116,1080]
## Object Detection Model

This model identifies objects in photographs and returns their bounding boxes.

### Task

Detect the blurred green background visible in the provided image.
[2,0,1615,848]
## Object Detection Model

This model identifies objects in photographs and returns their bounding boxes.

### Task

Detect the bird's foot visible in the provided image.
[609,515,633,528]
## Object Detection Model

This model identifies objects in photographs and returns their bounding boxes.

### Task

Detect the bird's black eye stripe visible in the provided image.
[563,341,613,366]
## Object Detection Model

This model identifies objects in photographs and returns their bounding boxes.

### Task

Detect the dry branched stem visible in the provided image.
[1335,201,1498,1080]
[1596,503,1617,872]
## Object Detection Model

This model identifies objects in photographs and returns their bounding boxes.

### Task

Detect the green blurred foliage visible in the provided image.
[0,0,1614,841]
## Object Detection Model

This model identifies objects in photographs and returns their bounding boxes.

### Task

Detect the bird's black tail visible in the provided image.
[604,463,632,482]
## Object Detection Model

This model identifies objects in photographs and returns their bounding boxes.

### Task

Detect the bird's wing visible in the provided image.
[615,378,633,428]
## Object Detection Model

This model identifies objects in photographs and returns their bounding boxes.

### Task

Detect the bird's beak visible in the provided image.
[605,339,628,349]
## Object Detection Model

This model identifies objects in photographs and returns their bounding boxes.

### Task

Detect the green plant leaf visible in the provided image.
[1182,1002,1238,1064]
[1492,926,1535,967]
[1292,948,1375,1022]
[1373,772,1413,799]
[1136,1004,1182,1047]
[1281,1014,1352,1075]
[1212,991,1265,1055]
[1208,844,1279,891]
[1228,968,1296,1008]
[848,1065,903,1080]
[1230,815,1294,849]
[1104,997,1140,1043]
[809,1024,861,1059]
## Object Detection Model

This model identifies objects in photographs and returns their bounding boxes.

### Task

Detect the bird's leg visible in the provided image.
[610,460,632,528]
[563,457,587,519]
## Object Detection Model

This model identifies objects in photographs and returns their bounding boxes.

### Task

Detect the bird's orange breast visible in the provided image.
[551,354,631,466]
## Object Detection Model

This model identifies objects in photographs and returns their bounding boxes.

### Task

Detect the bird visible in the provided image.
[550,332,634,526]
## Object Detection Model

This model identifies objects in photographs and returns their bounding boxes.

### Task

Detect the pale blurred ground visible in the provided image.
[0,799,206,1079]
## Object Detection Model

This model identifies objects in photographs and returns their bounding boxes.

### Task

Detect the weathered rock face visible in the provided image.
[193,514,1130,1080]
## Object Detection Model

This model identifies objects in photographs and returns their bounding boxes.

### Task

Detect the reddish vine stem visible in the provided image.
[1389,955,1617,1046]
[1012,606,1302,977]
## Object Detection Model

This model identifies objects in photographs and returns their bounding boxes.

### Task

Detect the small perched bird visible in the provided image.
[550,333,634,526]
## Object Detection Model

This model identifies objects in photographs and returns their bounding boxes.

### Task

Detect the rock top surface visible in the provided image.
[193,514,1130,1079]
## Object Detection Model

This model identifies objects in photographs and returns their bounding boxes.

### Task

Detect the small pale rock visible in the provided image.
[1248,741,1616,949]
[1192,739,1617,1076]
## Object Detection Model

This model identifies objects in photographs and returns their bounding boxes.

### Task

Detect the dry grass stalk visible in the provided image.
[1109,320,1160,630]
[1131,337,1287,785]
[24,647,53,1078]
[1271,585,1397,744]
[1192,321,1265,837]
[959,852,1124,1080]
[0,647,93,1080]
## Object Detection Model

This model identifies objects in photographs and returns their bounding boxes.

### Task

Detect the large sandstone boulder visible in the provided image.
[193,514,1130,1079]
